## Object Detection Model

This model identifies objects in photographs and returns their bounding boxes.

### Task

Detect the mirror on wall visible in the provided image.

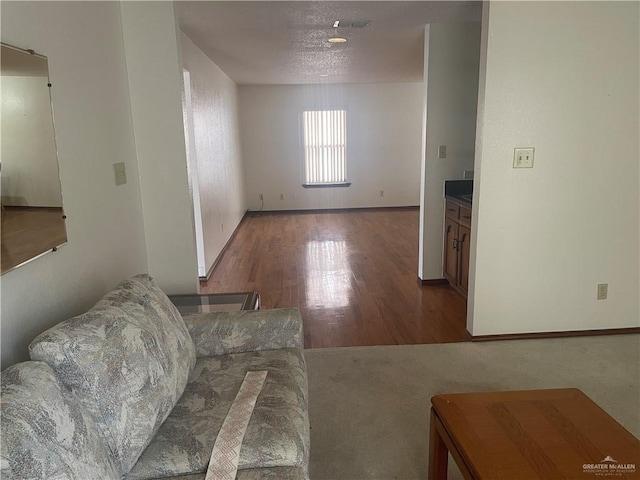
[1,43,67,274]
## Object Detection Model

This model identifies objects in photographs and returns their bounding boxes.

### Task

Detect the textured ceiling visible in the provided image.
[176,1,482,85]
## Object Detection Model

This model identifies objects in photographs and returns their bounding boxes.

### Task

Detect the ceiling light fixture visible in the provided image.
[319,74,329,77]
[329,20,347,44]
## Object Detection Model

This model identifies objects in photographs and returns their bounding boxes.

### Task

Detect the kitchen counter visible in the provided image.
[443,180,473,298]
[444,179,473,206]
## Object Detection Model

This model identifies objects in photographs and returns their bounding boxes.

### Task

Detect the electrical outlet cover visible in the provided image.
[597,283,608,300]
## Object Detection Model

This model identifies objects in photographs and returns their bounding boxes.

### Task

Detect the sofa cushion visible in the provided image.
[183,308,303,357]
[126,349,309,480]
[1,361,119,480]
[29,274,196,475]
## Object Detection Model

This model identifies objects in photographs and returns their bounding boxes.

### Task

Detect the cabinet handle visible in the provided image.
[453,238,458,250]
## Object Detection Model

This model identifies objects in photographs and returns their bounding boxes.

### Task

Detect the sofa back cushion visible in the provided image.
[29,274,196,475]
[1,361,119,480]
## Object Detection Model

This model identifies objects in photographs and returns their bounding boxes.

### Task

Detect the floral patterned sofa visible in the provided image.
[1,274,309,480]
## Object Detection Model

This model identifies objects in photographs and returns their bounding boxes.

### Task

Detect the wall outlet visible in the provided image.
[113,162,127,186]
[438,145,447,159]
[597,283,608,300]
[380,190,384,197]
[513,147,535,168]
[280,193,284,200]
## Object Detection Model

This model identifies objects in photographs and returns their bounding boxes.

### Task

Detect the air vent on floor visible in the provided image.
[333,20,371,28]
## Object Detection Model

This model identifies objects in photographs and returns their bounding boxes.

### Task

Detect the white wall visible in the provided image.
[120,2,198,294]
[239,83,423,210]
[180,33,246,276]
[1,76,63,207]
[0,1,147,367]
[469,1,640,335]
[418,23,481,280]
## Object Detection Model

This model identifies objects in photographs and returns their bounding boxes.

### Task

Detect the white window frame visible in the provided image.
[301,108,350,187]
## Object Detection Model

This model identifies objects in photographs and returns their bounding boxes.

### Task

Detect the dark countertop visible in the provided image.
[444,179,473,207]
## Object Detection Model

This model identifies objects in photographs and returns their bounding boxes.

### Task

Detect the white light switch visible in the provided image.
[113,162,127,186]
[438,145,447,159]
[513,148,534,168]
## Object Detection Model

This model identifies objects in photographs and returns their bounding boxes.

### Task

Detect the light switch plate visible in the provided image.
[513,147,534,168]
[438,145,447,159]
[113,162,127,186]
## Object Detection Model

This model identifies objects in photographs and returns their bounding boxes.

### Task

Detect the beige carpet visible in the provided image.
[304,334,640,480]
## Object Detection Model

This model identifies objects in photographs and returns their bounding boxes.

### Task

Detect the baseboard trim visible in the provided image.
[471,327,640,342]
[419,278,449,286]
[200,263,216,283]
[245,206,419,216]
[199,213,250,283]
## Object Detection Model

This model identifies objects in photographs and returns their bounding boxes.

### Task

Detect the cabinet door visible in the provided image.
[445,200,460,221]
[458,225,471,296]
[459,206,472,228]
[443,217,458,285]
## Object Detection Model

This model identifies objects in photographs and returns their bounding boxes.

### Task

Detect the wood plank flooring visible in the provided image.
[1,207,67,273]
[201,208,470,348]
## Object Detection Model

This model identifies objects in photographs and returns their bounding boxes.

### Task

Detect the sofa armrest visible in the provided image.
[182,308,303,357]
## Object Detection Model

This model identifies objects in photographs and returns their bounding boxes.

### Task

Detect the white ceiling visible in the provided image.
[176,1,482,85]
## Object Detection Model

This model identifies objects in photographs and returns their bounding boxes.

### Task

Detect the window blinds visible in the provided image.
[302,109,347,185]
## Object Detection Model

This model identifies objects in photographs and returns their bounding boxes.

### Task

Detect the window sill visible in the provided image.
[302,182,351,189]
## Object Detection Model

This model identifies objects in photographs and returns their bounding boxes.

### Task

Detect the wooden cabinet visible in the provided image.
[443,199,472,298]
[443,217,459,283]
[457,225,470,296]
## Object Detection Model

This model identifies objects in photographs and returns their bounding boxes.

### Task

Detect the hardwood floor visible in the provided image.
[1,207,67,273]
[201,208,470,348]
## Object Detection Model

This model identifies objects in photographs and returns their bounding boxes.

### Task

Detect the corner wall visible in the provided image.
[469,1,639,334]
[239,83,423,210]
[418,23,482,280]
[120,2,198,294]
[0,2,148,367]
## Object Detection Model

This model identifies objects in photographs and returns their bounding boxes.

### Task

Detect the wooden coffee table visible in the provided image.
[429,388,639,479]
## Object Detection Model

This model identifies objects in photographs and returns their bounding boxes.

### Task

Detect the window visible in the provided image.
[302,109,348,186]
